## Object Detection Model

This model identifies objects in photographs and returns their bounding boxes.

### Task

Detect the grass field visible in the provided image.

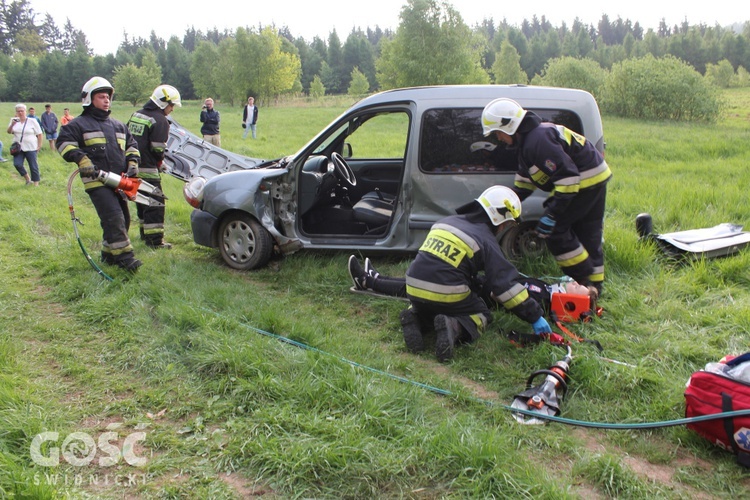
[1,89,750,498]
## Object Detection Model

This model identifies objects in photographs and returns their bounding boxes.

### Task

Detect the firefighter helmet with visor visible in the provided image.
[150,85,182,109]
[475,185,522,226]
[481,98,526,137]
[81,76,114,107]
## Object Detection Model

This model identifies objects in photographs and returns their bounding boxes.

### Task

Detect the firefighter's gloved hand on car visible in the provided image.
[532,316,553,335]
[535,214,556,238]
[77,157,97,177]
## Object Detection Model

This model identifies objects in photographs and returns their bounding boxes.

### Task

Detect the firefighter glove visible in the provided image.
[535,214,556,239]
[531,316,552,335]
[77,157,97,177]
[126,160,139,177]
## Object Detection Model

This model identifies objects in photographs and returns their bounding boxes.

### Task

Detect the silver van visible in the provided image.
[171,85,605,270]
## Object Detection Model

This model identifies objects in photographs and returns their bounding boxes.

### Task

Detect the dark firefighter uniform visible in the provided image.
[512,112,612,292]
[404,209,544,342]
[58,107,141,267]
[127,102,169,247]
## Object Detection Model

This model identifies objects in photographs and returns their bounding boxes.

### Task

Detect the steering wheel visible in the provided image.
[331,152,357,188]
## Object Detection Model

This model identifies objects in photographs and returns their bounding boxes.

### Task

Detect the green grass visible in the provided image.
[1,92,750,498]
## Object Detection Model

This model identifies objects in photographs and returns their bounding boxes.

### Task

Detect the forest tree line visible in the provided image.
[0,0,748,106]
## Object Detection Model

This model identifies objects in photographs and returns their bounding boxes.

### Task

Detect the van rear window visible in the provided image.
[419,108,584,173]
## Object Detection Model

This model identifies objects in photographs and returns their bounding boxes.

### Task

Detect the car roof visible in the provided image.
[355,84,595,107]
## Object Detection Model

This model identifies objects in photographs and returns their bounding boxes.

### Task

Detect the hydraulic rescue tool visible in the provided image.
[511,346,573,425]
[94,170,166,207]
[66,169,165,281]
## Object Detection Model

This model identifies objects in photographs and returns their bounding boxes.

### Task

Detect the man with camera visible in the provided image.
[199,98,221,147]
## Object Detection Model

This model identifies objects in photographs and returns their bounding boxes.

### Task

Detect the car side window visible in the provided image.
[419,107,584,173]
[344,111,409,160]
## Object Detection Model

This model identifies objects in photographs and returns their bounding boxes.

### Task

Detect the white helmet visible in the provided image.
[481,98,526,137]
[150,84,182,109]
[476,186,522,226]
[81,76,113,107]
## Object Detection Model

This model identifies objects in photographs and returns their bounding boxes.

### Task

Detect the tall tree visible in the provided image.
[295,36,322,93]
[492,40,526,84]
[347,67,370,95]
[343,30,375,91]
[325,29,344,93]
[36,50,67,101]
[0,0,36,54]
[376,0,489,89]
[215,36,240,105]
[190,40,219,99]
[247,27,301,102]
[163,36,194,99]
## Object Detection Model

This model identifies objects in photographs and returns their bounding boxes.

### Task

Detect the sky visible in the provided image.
[28,0,749,56]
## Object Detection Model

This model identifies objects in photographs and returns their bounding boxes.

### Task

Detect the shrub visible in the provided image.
[601,54,722,121]
[531,56,606,99]
[704,59,736,88]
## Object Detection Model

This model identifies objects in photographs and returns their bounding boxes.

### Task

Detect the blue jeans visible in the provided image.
[14,150,40,181]
[243,123,257,139]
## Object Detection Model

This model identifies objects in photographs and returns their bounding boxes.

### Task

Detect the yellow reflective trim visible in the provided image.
[83,138,106,146]
[530,168,550,185]
[60,144,78,156]
[556,249,590,268]
[419,228,474,268]
[514,180,535,191]
[501,288,530,309]
[406,285,471,303]
[559,125,586,146]
[83,180,106,190]
[589,272,604,282]
[553,183,580,194]
[580,166,612,189]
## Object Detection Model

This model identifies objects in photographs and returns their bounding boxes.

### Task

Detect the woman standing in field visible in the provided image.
[6,103,43,186]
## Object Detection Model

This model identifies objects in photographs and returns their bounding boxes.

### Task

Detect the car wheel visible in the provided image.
[218,213,273,270]
[500,222,546,260]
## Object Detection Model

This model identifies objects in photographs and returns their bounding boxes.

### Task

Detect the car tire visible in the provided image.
[218,213,273,270]
[500,222,546,260]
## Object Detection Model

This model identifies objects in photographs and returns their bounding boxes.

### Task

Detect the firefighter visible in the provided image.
[481,98,612,295]
[58,76,142,271]
[127,85,181,249]
[391,186,552,362]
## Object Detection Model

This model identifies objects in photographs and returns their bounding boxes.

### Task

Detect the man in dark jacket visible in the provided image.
[127,85,181,249]
[199,98,220,146]
[481,98,612,295]
[40,104,59,151]
[58,76,142,271]
[348,186,552,362]
[242,96,259,139]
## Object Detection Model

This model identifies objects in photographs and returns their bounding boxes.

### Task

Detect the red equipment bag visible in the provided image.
[684,352,750,467]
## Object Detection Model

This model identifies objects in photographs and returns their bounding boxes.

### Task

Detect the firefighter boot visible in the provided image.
[400,308,425,353]
[434,314,460,362]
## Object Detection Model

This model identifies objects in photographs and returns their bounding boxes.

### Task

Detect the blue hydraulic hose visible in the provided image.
[199,306,750,430]
[67,168,114,282]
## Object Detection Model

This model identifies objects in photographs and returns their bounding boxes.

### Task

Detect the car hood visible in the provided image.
[201,164,288,215]
[162,117,266,181]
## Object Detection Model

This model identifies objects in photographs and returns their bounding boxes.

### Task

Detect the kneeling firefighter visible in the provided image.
[399,185,552,362]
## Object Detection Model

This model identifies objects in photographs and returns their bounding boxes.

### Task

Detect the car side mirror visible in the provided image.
[342,142,352,158]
